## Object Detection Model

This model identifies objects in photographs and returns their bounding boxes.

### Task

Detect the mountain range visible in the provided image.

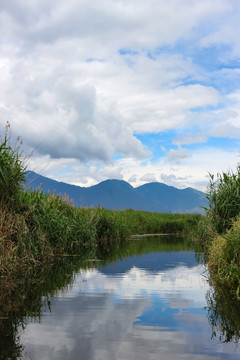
[25,171,208,213]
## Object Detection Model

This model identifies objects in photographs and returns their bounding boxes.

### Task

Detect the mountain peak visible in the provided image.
[96,179,133,189]
[25,172,207,213]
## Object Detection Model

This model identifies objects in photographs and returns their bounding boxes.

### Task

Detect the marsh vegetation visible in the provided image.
[0,129,199,277]
[1,129,240,358]
[1,235,239,359]
[197,166,240,299]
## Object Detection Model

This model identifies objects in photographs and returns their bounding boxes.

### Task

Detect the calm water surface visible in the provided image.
[1,236,240,359]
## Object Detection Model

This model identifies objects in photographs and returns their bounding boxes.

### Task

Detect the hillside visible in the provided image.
[25,171,208,213]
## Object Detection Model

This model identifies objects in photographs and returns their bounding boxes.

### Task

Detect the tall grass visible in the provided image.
[0,131,130,274]
[208,218,240,293]
[0,122,26,207]
[0,128,200,276]
[115,209,200,235]
[0,189,132,273]
[205,167,240,234]
[196,166,240,298]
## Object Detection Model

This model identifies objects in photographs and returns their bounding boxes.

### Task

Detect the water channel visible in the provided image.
[1,235,240,359]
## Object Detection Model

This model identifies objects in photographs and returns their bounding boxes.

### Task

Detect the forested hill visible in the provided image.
[25,171,207,213]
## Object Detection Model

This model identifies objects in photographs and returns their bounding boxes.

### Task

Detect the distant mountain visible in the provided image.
[25,171,208,213]
[135,182,207,213]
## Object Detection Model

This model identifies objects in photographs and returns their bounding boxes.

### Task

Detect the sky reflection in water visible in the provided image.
[20,240,239,360]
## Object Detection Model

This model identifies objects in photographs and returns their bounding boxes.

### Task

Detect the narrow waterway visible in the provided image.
[1,236,240,359]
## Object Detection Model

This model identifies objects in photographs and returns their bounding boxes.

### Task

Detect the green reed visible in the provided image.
[205,167,240,234]
[0,131,130,274]
[207,218,240,294]
[195,166,240,299]
[0,122,26,207]
[113,209,201,235]
[0,127,200,276]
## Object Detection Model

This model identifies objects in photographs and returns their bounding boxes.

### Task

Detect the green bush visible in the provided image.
[197,166,240,299]
[0,125,200,275]
[93,208,130,244]
[208,217,240,295]
[0,129,129,272]
[205,167,240,234]
[0,124,26,206]
[115,209,200,235]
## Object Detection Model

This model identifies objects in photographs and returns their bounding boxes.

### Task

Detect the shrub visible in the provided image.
[0,123,26,207]
[93,208,130,244]
[208,217,240,294]
[205,167,240,234]
[196,166,240,300]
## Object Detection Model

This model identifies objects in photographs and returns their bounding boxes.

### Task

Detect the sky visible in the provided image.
[1,0,240,191]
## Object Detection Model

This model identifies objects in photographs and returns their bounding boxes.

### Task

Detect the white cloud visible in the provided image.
[139,173,157,182]
[117,146,240,191]
[21,260,213,360]
[128,174,137,183]
[0,0,240,190]
[0,0,230,50]
[167,147,190,162]
[173,133,208,146]
[160,173,189,187]
[0,17,221,166]
[24,139,240,192]
[122,84,220,134]
[199,1,240,59]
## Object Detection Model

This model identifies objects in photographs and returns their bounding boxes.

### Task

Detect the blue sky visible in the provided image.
[0,0,240,191]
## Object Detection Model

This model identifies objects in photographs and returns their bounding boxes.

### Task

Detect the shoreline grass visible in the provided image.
[1,189,199,276]
[0,130,200,277]
[112,209,201,235]
[196,166,240,299]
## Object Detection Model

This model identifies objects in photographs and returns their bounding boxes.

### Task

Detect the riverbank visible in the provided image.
[0,133,200,277]
[1,191,200,276]
[196,166,240,299]
[0,192,130,274]
[4,235,235,360]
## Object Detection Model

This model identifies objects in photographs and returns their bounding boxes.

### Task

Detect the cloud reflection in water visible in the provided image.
[21,251,239,359]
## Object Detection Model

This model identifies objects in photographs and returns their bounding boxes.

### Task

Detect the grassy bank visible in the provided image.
[113,209,200,235]
[0,189,131,274]
[0,131,129,274]
[0,234,196,359]
[0,130,199,276]
[196,166,240,298]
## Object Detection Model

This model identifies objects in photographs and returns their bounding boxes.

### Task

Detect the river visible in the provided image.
[1,235,240,359]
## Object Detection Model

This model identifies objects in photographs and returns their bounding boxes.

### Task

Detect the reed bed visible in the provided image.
[196,166,240,298]
[0,191,131,274]
[0,128,199,277]
[205,168,240,234]
[112,209,200,235]
[0,130,128,275]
